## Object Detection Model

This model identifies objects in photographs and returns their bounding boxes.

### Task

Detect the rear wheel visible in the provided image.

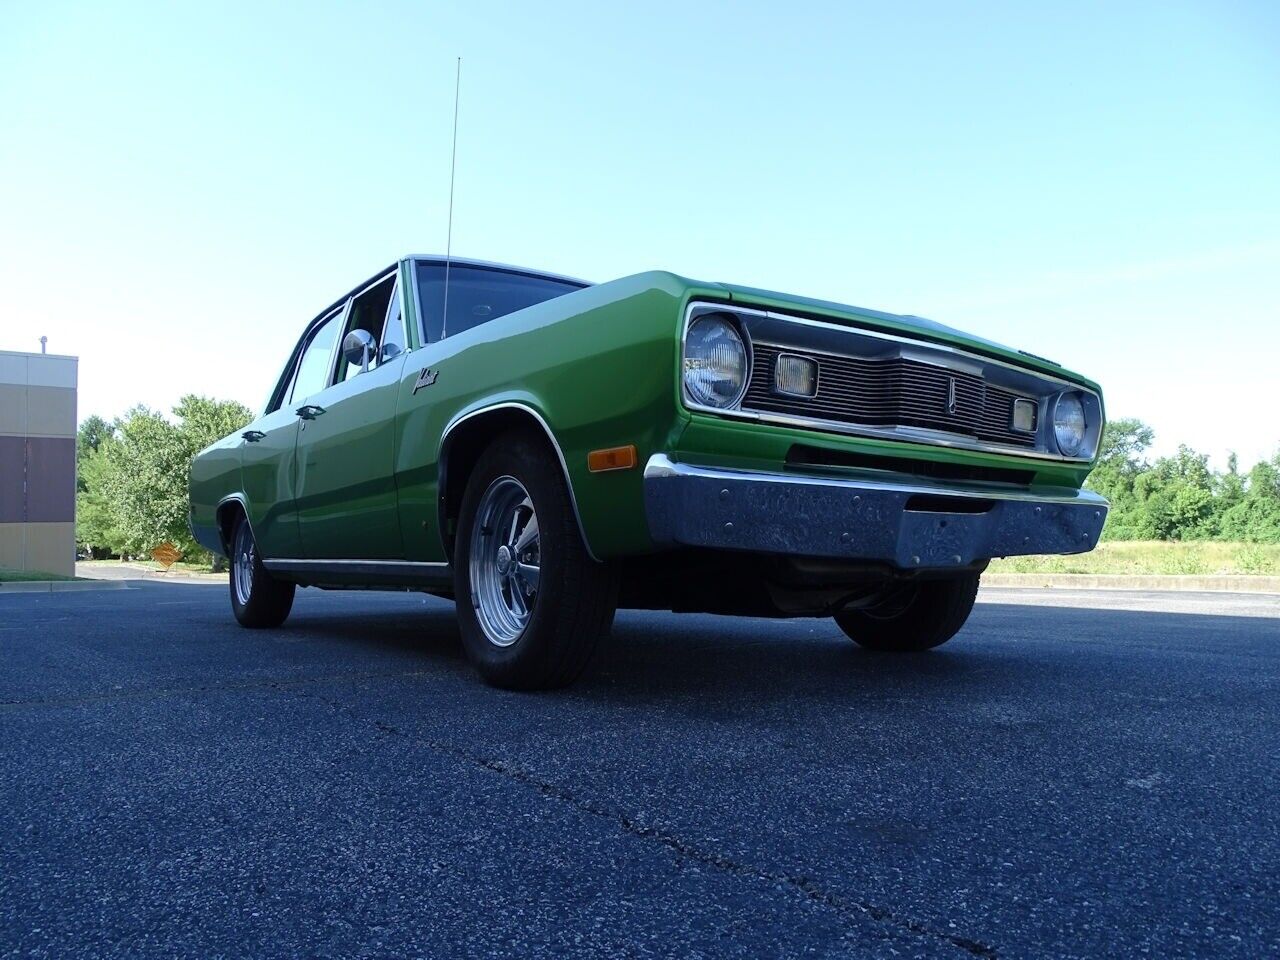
[229,514,295,628]
[454,430,618,690]
[834,574,979,651]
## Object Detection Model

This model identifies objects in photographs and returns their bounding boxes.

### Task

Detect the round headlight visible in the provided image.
[1053,392,1087,456]
[683,315,748,409]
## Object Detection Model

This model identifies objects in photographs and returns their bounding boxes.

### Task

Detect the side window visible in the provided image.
[289,309,344,403]
[337,275,396,382]
[413,262,584,342]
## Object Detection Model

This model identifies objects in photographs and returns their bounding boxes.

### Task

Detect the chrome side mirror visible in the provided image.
[342,329,377,374]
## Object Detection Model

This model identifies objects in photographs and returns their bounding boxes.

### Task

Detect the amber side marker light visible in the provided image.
[588,445,638,473]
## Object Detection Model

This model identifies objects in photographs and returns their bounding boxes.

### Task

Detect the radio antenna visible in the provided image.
[441,56,461,338]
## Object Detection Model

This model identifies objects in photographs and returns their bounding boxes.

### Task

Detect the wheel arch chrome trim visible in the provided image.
[213,493,253,556]
[438,401,600,562]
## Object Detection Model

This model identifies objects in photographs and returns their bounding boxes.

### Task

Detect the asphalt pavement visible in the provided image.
[1,582,1277,958]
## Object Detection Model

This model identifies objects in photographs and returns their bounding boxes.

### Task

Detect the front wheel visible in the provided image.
[454,430,619,690]
[229,514,295,628]
[834,574,979,652]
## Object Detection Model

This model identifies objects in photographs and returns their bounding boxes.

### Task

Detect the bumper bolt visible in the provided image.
[719,488,730,501]
[724,522,734,533]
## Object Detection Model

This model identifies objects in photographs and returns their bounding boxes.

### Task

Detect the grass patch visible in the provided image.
[988,541,1280,576]
[0,567,81,582]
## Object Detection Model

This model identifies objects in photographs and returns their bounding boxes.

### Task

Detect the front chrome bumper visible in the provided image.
[643,454,1108,570]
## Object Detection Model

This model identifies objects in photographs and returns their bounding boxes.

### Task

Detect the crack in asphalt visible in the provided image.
[292,685,998,959]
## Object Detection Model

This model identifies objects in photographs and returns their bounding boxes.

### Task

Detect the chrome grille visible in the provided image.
[744,344,1036,448]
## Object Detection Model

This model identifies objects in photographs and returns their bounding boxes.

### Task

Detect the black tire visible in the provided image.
[454,429,619,690]
[834,574,979,652]
[228,513,295,628]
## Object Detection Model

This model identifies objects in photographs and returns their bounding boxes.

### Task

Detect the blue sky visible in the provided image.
[2,1,1277,468]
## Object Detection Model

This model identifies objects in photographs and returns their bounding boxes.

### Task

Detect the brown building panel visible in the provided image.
[25,436,76,522]
[0,435,24,523]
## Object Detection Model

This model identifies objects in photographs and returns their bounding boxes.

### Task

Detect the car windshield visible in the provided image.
[415,261,585,342]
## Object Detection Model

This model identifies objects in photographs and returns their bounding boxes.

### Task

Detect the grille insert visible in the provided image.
[745,344,1036,448]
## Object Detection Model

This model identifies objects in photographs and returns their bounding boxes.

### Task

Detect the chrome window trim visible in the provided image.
[408,257,427,346]
[407,254,592,288]
[680,300,1102,464]
[438,401,599,562]
[377,274,407,363]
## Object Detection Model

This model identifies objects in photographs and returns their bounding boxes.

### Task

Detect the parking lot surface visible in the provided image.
[2,583,1277,958]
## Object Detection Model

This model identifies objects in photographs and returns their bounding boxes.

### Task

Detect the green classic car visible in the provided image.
[190,255,1108,688]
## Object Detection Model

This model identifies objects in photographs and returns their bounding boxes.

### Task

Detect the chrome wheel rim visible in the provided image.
[469,476,540,647]
[233,522,255,605]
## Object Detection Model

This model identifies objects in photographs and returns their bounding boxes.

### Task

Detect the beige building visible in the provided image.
[0,349,78,576]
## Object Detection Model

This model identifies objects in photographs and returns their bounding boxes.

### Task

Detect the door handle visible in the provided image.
[241,430,266,443]
[295,404,326,420]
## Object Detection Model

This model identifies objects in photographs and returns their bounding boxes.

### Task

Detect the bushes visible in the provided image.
[75,396,253,567]
[1087,420,1280,544]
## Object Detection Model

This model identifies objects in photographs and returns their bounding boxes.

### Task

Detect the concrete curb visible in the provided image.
[984,573,1280,594]
[0,579,135,594]
[76,563,228,583]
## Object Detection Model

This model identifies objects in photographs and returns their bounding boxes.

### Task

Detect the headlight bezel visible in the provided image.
[681,310,752,411]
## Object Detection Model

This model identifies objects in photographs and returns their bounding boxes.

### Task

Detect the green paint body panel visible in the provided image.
[294,355,406,559]
[188,262,1103,566]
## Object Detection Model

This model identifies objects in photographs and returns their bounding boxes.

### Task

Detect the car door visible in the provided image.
[240,306,345,560]
[293,272,408,559]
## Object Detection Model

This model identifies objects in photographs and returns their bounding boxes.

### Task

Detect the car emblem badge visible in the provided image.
[946,377,957,415]
[413,368,439,394]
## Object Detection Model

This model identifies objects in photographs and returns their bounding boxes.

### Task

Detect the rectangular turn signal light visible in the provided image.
[588,445,637,473]
[774,353,818,397]
[1012,398,1038,433]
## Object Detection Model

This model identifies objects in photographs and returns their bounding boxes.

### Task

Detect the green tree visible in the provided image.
[90,396,253,566]
[1087,418,1155,540]
[1132,445,1217,540]
[1218,457,1280,543]
[75,414,113,492]
[76,421,126,558]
